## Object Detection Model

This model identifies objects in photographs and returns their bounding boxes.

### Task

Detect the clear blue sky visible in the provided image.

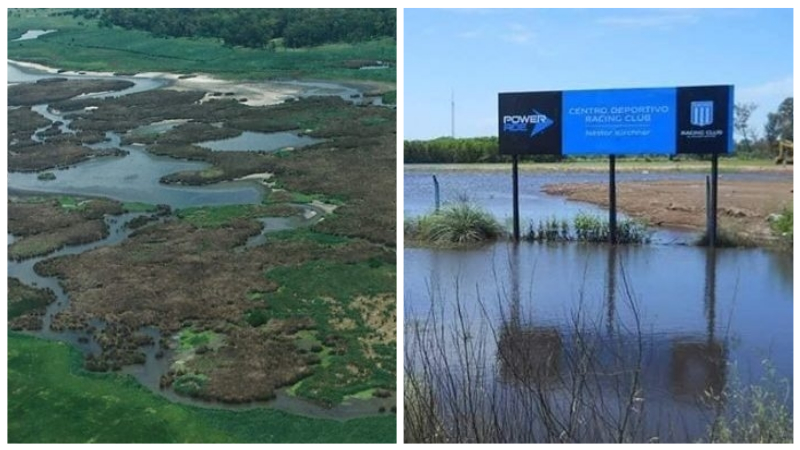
[404,8,793,140]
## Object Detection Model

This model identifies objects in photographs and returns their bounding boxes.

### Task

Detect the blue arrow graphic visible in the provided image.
[530,109,554,137]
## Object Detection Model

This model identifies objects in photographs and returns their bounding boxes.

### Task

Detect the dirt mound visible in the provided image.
[542,179,792,242]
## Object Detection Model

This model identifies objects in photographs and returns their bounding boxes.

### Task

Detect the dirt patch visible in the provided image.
[178,327,315,403]
[353,294,396,359]
[542,179,793,242]
[169,76,302,107]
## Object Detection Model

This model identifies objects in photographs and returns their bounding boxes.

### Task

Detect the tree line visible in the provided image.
[735,97,793,158]
[67,9,395,49]
[406,97,793,164]
[404,137,560,164]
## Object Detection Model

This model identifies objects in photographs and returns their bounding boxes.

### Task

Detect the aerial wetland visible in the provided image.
[7,9,397,443]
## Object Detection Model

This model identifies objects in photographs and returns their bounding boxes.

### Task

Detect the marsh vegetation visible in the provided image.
[8,8,396,443]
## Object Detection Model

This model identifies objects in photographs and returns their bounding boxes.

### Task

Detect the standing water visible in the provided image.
[404,169,793,442]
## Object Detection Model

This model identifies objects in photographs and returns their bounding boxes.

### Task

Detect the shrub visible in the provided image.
[406,202,504,245]
[770,206,793,246]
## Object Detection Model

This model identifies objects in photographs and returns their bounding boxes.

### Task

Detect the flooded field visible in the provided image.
[404,169,793,442]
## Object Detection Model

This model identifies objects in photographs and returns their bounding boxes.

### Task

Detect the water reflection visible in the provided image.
[498,244,563,385]
[669,248,727,400]
[406,241,790,441]
[495,245,729,402]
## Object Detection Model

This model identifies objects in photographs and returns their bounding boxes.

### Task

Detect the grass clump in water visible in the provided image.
[524,212,650,244]
[406,202,504,245]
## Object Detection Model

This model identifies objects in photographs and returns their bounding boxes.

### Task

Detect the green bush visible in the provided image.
[407,202,504,245]
[770,206,793,243]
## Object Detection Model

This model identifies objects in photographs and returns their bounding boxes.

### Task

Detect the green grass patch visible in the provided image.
[381,90,396,105]
[8,11,395,83]
[178,329,218,350]
[265,260,393,306]
[176,204,296,228]
[58,195,88,210]
[247,260,395,405]
[199,168,225,179]
[770,206,793,242]
[267,228,350,245]
[7,332,396,443]
[8,235,63,260]
[346,388,377,400]
[286,379,304,396]
[246,291,267,301]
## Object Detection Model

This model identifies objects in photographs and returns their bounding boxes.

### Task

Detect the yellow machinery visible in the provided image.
[775,140,793,165]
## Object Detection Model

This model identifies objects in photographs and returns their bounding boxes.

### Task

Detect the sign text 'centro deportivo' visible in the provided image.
[498,86,733,155]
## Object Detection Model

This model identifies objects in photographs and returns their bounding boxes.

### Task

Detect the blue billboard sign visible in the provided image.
[498,85,734,156]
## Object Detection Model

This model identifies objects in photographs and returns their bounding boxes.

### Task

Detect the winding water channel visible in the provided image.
[8,60,391,419]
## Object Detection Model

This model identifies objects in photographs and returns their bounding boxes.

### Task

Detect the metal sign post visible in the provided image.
[709,153,719,247]
[512,154,520,242]
[609,155,617,244]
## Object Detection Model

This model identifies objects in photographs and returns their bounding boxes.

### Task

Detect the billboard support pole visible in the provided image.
[709,153,719,247]
[512,154,520,242]
[609,155,617,244]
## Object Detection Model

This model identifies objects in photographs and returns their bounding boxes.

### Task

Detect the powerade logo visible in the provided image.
[502,109,554,137]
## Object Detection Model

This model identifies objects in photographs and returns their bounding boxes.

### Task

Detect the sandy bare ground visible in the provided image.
[10,60,395,107]
[543,180,793,241]
[165,75,302,106]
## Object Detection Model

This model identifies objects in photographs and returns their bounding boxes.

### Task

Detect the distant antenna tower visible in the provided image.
[450,90,455,138]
